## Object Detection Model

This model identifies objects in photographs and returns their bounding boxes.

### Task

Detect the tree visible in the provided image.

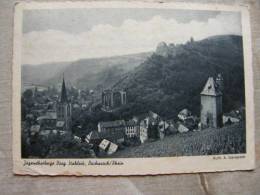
[148,123,159,139]
[23,89,33,99]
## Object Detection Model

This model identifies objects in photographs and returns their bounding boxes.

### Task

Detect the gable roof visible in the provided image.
[178,108,191,116]
[200,77,222,96]
[86,131,100,140]
[132,114,147,122]
[37,112,57,121]
[99,139,110,150]
[126,120,137,126]
[107,142,118,155]
[98,120,126,128]
[148,111,160,119]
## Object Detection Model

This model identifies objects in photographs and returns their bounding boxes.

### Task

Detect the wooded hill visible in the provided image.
[22,52,151,90]
[114,35,245,120]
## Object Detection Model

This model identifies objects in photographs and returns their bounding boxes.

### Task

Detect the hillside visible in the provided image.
[22,61,71,86]
[22,52,151,89]
[111,123,246,158]
[114,35,244,119]
[22,34,245,121]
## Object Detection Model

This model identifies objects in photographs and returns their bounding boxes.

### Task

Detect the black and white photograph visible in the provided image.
[13,2,255,175]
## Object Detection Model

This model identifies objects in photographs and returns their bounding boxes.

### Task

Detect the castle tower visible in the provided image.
[102,89,127,110]
[102,89,113,109]
[56,76,72,131]
[200,77,223,129]
[216,73,224,92]
[120,91,127,105]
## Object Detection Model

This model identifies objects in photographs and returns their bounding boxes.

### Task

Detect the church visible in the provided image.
[56,77,72,131]
[200,74,223,129]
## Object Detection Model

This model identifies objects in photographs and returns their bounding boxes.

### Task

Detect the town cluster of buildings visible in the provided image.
[97,111,170,143]
[24,77,98,137]
[24,73,244,157]
[82,110,174,155]
[83,73,243,155]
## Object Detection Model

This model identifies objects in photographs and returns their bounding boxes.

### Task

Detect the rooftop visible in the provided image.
[178,109,191,116]
[87,131,100,140]
[30,125,40,132]
[126,120,138,126]
[56,121,65,128]
[200,77,222,96]
[99,120,126,128]
[37,112,57,121]
[99,139,110,150]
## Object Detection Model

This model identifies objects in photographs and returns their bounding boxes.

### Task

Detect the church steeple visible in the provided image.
[60,75,68,103]
[56,75,71,132]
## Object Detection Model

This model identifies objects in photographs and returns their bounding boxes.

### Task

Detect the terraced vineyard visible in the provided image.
[112,123,246,158]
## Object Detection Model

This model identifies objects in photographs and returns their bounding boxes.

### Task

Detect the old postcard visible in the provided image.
[13,1,255,175]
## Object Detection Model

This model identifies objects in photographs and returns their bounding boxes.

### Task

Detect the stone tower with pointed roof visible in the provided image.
[200,77,223,128]
[56,76,72,131]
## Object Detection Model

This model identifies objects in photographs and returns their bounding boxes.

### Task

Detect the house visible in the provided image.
[98,139,118,155]
[99,139,110,151]
[31,109,45,117]
[98,120,125,143]
[125,120,139,138]
[139,119,149,143]
[178,109,192,121]
[177,116,197,133]
[149,111,160,120]
[107,142,118,155]
[39,129,58,137]
[58,130,67,135]
[81,104,87,109]
[158,120,169,139]
[132,114,147,123]
[56,121,65,131]
[223,110,241,125]
[177,123,189,133]
[73,135,82,143]
[30,125,41,135]
[85,131,101,145]
[184,118,197,130]
[73,103,80,109]
[85,131,101,154]
[139,111,166,143]
[39,130,52,136]
[37,112,57,130]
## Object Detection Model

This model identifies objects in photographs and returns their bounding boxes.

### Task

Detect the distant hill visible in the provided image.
[22,52,151,90]
[22,61,71,86]
[114,35,245,119]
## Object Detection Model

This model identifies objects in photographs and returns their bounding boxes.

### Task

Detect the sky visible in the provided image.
[22,8,242,65]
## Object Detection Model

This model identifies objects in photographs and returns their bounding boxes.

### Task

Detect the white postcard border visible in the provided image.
[13,1,255,176]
